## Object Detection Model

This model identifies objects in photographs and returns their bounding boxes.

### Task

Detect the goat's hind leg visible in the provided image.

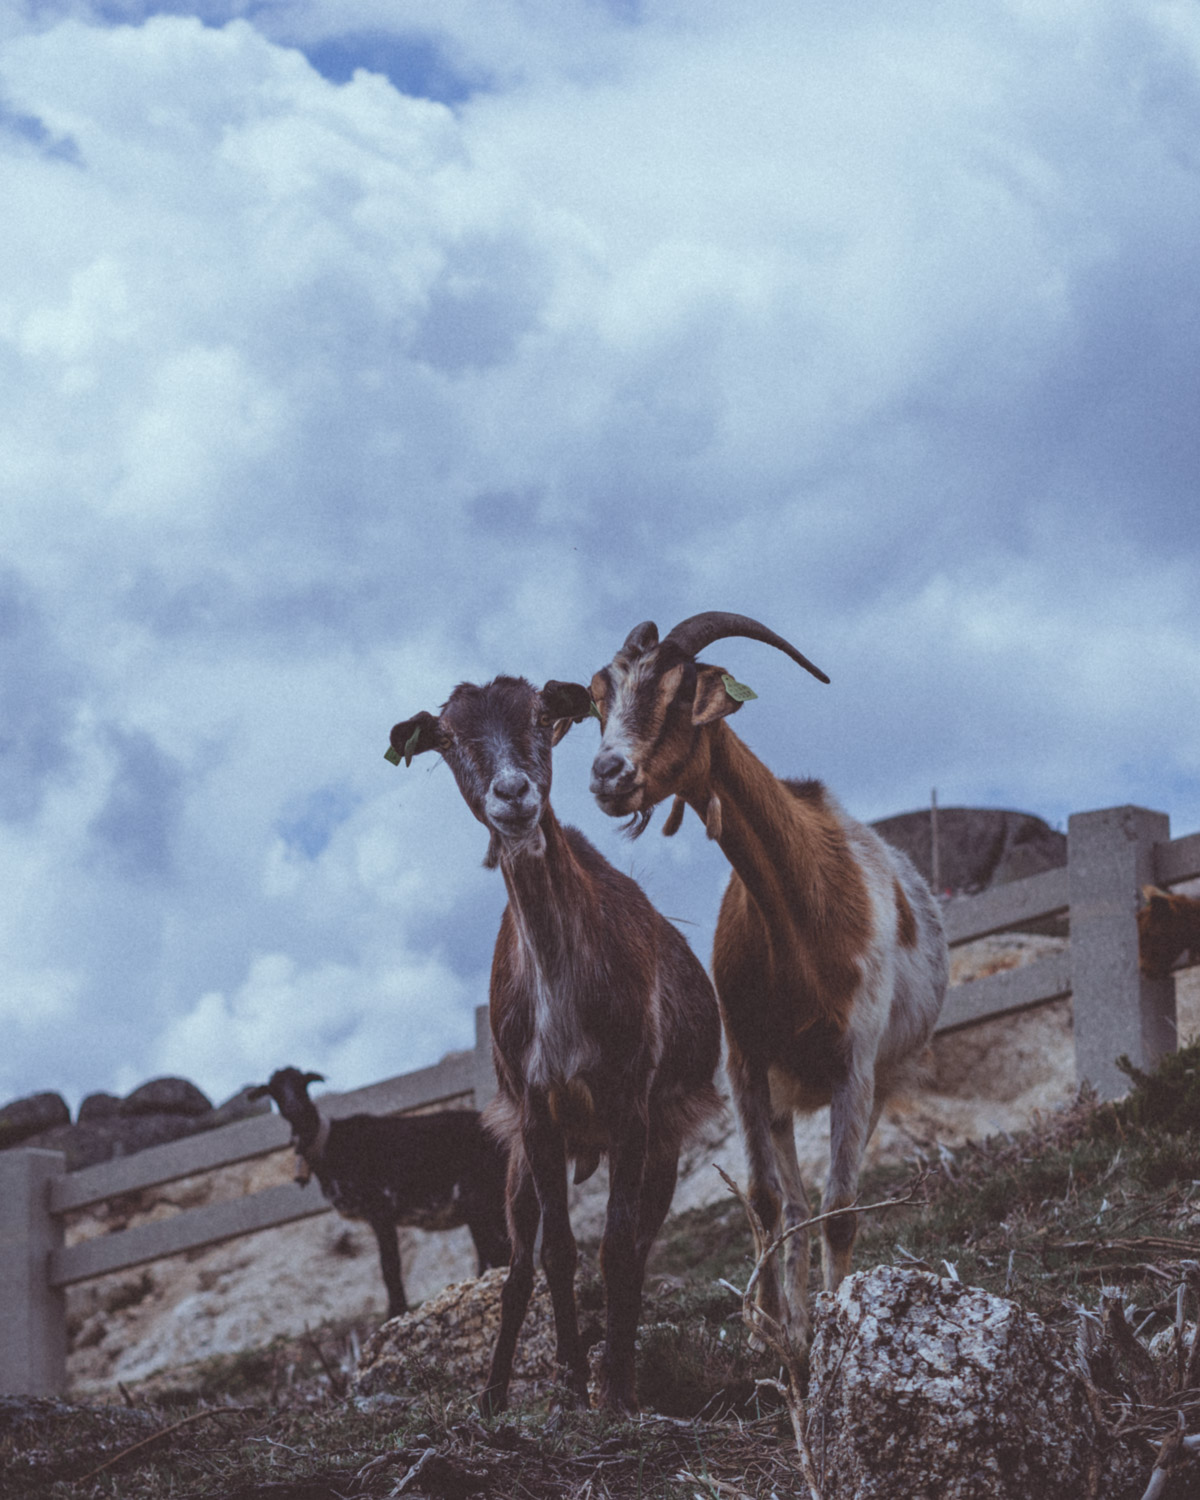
[822,1066,878,1292]
[480,1149,540,1415]
[769,1113,814,1352]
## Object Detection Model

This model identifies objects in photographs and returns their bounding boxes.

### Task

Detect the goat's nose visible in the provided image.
[492,770,532,803]
[590,749,636,793]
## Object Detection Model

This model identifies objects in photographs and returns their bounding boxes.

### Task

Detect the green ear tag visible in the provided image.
[403,724,422,767]
[721,674,758,703]
[384,745,402,766]
[588,700,602,721]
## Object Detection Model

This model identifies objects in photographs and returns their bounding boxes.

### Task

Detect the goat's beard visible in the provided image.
[621,807,655,839]
[483,823,548,868]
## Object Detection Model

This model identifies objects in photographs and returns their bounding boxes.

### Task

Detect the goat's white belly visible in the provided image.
[524,966,599,1091]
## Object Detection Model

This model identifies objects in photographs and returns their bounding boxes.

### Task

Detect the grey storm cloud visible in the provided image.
[87,728,185,882]
[0,2,1198,1111]
[0,567,80,824]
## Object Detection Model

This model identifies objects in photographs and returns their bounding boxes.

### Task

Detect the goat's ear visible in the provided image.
[691,663,748,726]
[540,680,597,745]
[1142,884,1171,905]
[387,711,442,766]
[247,1084,271,1102]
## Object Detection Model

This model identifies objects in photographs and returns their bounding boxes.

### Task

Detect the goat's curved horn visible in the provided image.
[616,620,659,664]
[662,611,830,684]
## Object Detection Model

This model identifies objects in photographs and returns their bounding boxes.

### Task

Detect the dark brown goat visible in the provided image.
[582,613,948,1352]
[389,676,722,1413]
[249,1067,509,1319]
[1139,885,1200,979]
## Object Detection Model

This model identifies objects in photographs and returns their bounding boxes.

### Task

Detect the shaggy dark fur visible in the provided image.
[249,1068,510,1318]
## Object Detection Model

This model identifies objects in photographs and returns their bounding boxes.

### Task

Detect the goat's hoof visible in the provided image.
[478,1385,509,1418]
[597,1358,637,1414]
[598,1383,638,1415]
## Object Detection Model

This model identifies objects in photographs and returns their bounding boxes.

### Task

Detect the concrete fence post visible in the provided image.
[0,1148,67,1396]
[474,1003,497,1112]
[1068,805,1177,1100]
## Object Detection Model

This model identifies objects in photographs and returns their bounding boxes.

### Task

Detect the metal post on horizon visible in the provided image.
[931,788,941,897]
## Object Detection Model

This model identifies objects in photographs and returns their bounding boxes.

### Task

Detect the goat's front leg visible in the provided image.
[524,1096,590,1407]
[727,1051,791,1346]
[597,1106,651,1412]
[480,1147,540,1415]
[367,1214,408,1320]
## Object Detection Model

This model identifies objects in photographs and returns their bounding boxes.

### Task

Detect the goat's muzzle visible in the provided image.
[590,749,640,814]
[484,770,547,857]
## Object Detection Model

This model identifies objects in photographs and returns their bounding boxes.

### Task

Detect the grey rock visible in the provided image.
[16,1112,217,1171]
[119,1078,213,1117]
[808,1266,1142,1500]
[210,1086,272,1129]
[873,806,1065,898]
[77,1092,122,1123]
[0,1091,70,1148]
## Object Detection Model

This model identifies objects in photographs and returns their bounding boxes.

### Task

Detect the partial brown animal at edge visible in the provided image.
[1139,885,1200,979]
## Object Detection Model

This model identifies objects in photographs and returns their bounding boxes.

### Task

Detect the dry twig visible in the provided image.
[76,1405,244,1483]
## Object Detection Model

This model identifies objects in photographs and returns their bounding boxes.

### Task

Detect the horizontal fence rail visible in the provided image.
[938,949,1073,1033]
[49,1048,482,1218]
[3,805,1198,1396]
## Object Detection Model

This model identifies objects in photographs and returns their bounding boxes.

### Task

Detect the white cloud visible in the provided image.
[148,947,476,1103]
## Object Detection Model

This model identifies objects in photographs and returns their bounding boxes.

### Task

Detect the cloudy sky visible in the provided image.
[2,0,1199,1113]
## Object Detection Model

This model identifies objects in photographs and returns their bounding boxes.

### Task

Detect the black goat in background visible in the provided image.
[249,1067,510,1319]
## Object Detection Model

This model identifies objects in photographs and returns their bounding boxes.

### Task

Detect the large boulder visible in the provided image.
[0,1091,70,1148]
[0,1078,219,1170]
[353,1267,560,1401]
[807,1266,1143,1500]
[76,1092,122,1123]
[119,1078,213,1117]
[872,806,1065,898]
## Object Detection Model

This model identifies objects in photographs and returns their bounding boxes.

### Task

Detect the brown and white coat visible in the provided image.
[584,612,949,1350]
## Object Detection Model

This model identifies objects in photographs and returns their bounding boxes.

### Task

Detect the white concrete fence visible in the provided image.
[3,804,1198,1396]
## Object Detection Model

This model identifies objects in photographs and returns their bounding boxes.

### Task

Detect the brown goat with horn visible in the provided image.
[389,675,722,1413]
[582,612,948,1352]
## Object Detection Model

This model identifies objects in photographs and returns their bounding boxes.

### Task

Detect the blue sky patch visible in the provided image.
[0,100,80,163]
[303,32,482,104]
[279,785,361,860]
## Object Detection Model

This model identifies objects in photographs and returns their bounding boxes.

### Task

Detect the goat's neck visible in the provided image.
[680,723,856,942]
[497,805,590,966]
[289,1101,326,1158]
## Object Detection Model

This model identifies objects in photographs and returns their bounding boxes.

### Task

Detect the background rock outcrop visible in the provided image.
[0,1078,269,1170]
[873,805,1066,898]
